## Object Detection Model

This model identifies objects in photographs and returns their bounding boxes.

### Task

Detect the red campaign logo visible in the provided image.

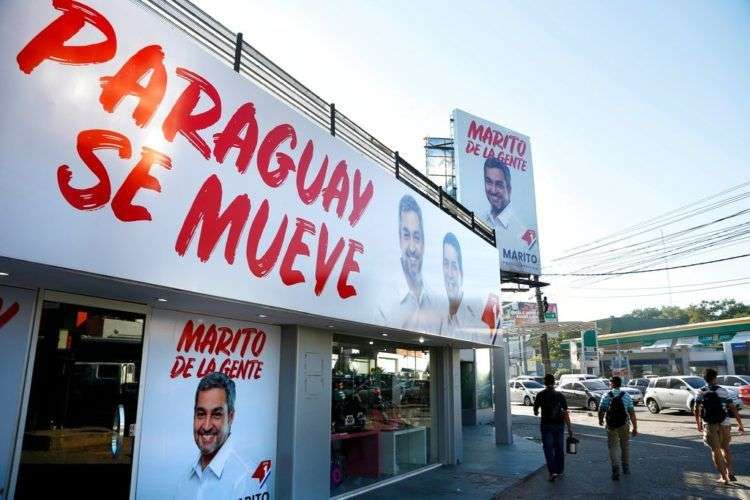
[521,229,537,248]
[481,293,499,332]
[251,459,272,489]
[0,298,20,331]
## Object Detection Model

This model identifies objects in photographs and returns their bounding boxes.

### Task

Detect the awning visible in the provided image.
[729,331,750,343]
[674,336,701,347]
[640,339,673,350]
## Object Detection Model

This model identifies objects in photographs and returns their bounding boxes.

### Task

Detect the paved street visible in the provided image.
[497,401,750,499]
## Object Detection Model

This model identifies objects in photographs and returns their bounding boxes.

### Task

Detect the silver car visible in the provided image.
[509,379,545,406]
[644,376,743,414]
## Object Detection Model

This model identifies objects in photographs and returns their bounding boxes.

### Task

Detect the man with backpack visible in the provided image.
[598,376,638,481]
[533,374,573,482]
[694,368,745,484]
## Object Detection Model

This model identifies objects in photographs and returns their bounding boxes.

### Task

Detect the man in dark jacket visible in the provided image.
[533,374,574,481]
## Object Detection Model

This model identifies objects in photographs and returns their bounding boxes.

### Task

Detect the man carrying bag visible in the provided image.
[533,374,574,482]
[598,376,638,481]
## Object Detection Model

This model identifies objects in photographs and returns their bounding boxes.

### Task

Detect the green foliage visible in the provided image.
[554,368,571,379]
[621,299,749,324]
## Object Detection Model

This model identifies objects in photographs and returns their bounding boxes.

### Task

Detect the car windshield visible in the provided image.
[582,381,609,391]
[523,381,543,389]
[684,377,706,389]
[738,376,750,385]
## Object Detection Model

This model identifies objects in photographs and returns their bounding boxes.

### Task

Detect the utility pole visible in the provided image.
[534,276,552,375]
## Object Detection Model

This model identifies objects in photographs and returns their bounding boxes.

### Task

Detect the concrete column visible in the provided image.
[276,326,332,500]
[493,345,513,445]
[434,346,462,464]
[680,346,690,375]
[723,342,736,374]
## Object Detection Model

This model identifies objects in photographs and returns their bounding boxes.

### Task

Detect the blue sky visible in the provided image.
[193,0,750,321]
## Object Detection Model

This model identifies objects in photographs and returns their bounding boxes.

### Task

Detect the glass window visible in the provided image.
[684,377,706,389]
[331,335,435,496]
[561,383,573,390]
[523,381,544,389]
[582,381,608,391]
[655,378,669,388]
[737,376,750,385]
[574,383,586,391]
[669,378,686,389]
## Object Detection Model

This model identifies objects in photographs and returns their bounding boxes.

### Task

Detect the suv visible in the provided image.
[558,374,599,386]
[509,379,545,406]
[626,378,651,396]
[644,376,743,414]
[558,379,610,411]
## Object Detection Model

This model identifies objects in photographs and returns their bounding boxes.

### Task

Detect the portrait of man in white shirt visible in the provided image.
[482,157,526,244]
[175,372,261,500]
[440,232,476,336]
[389,194,439,332]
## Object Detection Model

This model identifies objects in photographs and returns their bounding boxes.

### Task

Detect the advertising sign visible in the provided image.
[136,309,279,499]
[0,1,500,346]
[0,286,36,499]
[452,109,541,275]
[581,330,599,375]
[501,301,558,328]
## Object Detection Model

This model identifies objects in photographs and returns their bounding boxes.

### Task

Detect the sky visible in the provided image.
[192,0,750,321]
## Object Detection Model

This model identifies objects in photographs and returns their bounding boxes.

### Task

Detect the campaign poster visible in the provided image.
[0,286,36,499]
[453,109,541,275]
[135,309,279,499]
[0,0,501,347]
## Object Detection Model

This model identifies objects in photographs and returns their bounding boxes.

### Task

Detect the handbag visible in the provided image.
[566,435,579,454]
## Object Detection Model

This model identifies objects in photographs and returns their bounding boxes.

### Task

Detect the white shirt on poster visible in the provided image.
[483,203,528,245]
[440,300,478,338]
[174,435,262,500]
[377,283,440,334]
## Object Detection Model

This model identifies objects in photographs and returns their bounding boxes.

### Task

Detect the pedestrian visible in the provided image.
[693,368,745,484]
[533,374,574,482]
[598,376,638,481]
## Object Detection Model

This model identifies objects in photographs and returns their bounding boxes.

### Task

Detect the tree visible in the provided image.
[686,299,750,323]
[622,305,689,322]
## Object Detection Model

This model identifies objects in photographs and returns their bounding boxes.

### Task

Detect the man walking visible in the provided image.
[598,376,638,481]
[533,374,573,482]
[694,368,745,484]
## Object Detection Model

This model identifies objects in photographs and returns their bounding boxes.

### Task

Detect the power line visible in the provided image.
[567,276,750,291]
[568,280,750,299]
[542,253,750,276]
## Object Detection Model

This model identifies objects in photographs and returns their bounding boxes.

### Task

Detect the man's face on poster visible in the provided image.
[399,209,424,283]
[443,243,463,307]
[484,166,511,214]
[193,387,233,458]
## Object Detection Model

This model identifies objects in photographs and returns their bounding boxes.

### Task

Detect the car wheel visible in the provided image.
[587,399,598,411]
[647,399,661,414]
[524,396,532,406]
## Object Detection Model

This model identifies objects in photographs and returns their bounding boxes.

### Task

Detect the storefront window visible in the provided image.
[330,335,435,495]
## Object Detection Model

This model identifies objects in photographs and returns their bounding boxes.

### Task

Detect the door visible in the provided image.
[667,378,688,408]
[14,293,146,500]
[460,361,476,425]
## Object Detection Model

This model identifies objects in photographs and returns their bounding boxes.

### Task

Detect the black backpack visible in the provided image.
[700,385,727,424]
[605,392,627,428]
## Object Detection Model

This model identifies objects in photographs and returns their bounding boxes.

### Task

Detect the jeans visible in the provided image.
[541,423,565,475]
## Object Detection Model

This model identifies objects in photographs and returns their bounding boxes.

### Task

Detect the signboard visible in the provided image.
[452,109,541,275]
[0,1,501,346]
[581,330,599,374]
[136,309,279,498]
[501,301,558,328]
[0,286,36,498]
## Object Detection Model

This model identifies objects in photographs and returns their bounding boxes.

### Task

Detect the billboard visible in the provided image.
[452,109,541,275]
[0,1,500,346]
[136,310,279,499]
[501,301,557,328]
[0,286,36,498]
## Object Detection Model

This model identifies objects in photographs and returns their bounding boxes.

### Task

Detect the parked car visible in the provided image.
[514,375,545,385]
[590,378,643,405]
[644,376,743,414]
[715,375,750,405]
[626,378,651,397]
[557,374,599,386]
[558,379,610,411]
[509,379,544,406]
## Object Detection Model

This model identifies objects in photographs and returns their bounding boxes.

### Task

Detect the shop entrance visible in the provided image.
[14,293,147,500]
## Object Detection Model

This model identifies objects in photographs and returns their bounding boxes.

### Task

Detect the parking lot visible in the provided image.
[499,401,750,499]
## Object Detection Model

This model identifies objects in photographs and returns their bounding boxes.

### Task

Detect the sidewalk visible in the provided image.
[359,425,545,499]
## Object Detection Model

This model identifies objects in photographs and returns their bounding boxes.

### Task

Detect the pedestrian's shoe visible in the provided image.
[622,464,630,475]
[611,466,620,481]
[729,473,737,482]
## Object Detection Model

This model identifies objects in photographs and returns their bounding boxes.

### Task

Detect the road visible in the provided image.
[497,401,750,499]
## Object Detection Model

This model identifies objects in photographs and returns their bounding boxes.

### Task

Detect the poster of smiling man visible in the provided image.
[452,109,542,275]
